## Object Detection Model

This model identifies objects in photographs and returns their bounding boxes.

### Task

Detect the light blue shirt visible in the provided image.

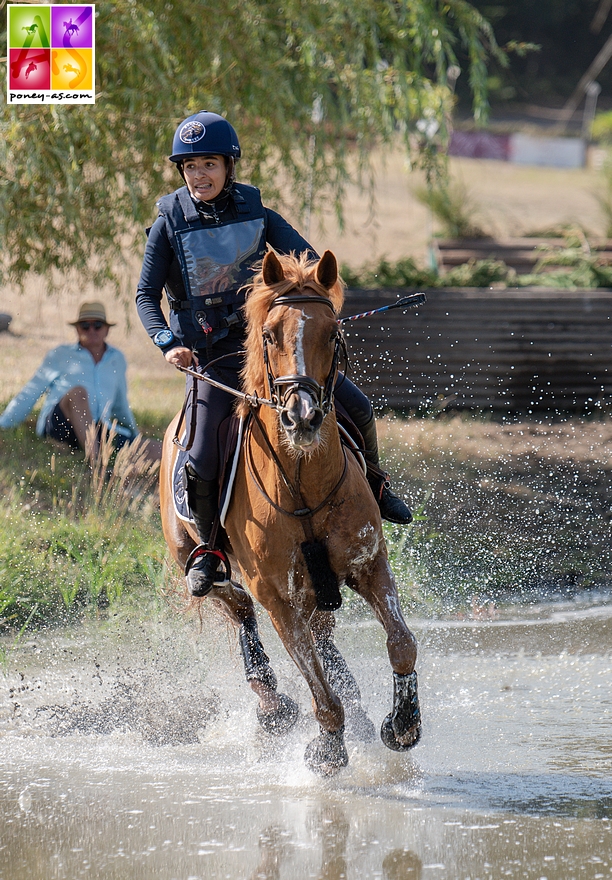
[0,343,138,438]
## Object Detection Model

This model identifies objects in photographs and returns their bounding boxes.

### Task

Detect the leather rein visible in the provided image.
[174,292,349,531]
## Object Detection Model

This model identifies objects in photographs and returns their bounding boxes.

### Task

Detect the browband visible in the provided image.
[270,294,336,314]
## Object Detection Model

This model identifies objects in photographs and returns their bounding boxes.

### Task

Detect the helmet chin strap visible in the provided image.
[224,157,236,192]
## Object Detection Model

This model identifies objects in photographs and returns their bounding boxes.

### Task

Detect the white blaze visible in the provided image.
[295,311,308,375]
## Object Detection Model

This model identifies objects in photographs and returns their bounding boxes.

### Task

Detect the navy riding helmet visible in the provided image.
[169,111,241,163]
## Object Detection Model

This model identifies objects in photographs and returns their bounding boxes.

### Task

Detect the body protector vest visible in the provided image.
[156,183,267,349]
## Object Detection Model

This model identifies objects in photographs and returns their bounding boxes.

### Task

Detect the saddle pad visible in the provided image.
[171,436,194,525]
[171,417,245,527]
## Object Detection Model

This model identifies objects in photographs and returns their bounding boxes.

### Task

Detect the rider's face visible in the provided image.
[182,155,227,202]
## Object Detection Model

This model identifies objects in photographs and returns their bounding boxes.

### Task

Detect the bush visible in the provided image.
[343,226,612,291]
[341,257,438,289]
[413,177,487,240]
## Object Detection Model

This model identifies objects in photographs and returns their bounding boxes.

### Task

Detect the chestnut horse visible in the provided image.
[160,250,421,775]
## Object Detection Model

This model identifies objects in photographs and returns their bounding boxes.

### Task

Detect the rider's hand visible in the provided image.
[164,346,197,368]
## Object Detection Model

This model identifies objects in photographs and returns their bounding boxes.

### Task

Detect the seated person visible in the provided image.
[0,301,161,462]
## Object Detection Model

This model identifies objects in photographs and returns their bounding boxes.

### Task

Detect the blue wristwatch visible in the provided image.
[153,328,176,349]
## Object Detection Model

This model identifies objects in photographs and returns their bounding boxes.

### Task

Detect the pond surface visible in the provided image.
[1,598,611,879]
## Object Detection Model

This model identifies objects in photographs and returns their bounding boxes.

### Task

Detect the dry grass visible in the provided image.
[378,414,612,469]
[85,424,160,521]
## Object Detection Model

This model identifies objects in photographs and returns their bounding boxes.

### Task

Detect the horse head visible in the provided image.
[242,250,345,452]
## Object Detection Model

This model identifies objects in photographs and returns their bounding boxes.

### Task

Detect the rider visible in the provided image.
[136,111,412,597]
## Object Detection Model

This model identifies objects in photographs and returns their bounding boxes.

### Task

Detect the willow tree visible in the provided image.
[0,0,502,288]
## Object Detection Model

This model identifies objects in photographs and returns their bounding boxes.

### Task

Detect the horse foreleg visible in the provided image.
[350,557,421,751]
[267,600,348,775]
[354,559,417,674]
[235,614,298,734]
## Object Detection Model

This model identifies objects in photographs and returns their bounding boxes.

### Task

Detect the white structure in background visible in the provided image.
[449,130,589,168]
[508,133,586,168]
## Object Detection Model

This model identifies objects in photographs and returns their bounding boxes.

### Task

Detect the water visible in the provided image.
[1,599,611,879]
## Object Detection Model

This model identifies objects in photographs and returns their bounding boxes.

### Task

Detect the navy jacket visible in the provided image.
[136,183,317,353]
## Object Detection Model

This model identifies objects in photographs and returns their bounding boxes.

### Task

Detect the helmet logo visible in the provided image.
[179,121,206,144]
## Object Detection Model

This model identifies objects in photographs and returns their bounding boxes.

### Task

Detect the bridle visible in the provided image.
[245,293,349,532]
[174,293,347,450]
[263,293,347,420]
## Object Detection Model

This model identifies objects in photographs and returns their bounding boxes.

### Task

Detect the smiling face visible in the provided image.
[182,154,228,202]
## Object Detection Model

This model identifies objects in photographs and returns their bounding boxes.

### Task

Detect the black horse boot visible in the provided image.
[183,463,221,597]
[360,414,413,524]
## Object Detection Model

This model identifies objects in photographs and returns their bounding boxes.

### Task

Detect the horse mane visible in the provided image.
[239,251,345,413]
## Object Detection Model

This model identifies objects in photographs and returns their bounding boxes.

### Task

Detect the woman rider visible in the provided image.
[136,111,412,597]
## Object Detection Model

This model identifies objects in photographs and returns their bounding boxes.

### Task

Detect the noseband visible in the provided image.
[263,294,346,418]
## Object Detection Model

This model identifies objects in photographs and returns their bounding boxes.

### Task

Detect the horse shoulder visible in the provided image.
[323,456,387,573]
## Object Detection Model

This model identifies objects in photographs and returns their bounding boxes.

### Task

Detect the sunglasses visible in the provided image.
[78,321,105,331]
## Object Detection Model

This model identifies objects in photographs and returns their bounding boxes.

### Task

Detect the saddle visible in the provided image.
[171,413,243,531]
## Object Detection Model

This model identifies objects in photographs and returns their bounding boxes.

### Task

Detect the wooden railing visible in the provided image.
[342,287,612,411]
[435,238,612,274]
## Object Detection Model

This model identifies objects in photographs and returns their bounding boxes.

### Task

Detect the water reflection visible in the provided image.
[1,600,611,878]
[2,767,611,879]
[382,850,422,879]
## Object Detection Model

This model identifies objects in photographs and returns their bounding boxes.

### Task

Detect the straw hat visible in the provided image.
[69,301,115,326]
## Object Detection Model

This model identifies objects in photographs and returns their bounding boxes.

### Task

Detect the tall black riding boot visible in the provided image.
[360,414,413,525]
[183,463,221,597]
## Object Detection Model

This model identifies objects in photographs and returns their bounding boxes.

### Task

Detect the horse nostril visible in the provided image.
[309,409,323,432]
[281,410,296,430]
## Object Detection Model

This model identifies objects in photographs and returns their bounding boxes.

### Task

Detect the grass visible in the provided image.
[412,175,487,240]
[0,419,168,633]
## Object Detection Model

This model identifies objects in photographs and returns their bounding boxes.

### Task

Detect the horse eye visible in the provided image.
[263,328,274,345]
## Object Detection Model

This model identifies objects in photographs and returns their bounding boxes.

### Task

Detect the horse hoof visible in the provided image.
[256,693,299,736]
[304,727,348,776]
[380,713,421,751]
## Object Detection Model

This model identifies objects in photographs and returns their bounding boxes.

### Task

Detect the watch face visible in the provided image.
[155,329,174,346]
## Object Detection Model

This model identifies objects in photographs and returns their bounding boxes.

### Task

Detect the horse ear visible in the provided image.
[316,250,338,290]
[262,250,285,286]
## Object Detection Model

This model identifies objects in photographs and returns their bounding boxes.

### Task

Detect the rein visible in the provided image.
[174,290,348,537]
[173,355,275,450]
[173,292,346,444]
[247,292,348,540]
[245,407,349,540]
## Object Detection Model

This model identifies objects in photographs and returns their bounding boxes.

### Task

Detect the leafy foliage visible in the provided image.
[0,0,502,287]
[591,110,612,144]
[341,257,439,289]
